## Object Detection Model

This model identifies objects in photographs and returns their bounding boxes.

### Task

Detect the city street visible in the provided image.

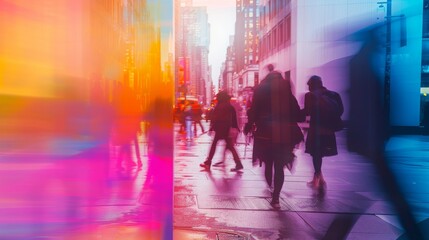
[173,121,429,239]
[1,120,429,239]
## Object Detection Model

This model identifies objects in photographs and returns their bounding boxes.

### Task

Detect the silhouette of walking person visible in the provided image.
[301,75,343,189]
[192,102,205,136]
[347,29,424,240]
[200,91,243,172]
[244,64,303,209]
[111,83,142,170]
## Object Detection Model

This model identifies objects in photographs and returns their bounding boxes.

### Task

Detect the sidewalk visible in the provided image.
[0,132,172,240]
[173,121,427,239]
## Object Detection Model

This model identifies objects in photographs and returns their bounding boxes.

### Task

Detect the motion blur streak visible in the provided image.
[0,0,173,239]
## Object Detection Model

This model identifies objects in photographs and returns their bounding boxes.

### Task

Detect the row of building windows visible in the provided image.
[244,54,259,65]
[260,0,291,28]
[259,14,291,60]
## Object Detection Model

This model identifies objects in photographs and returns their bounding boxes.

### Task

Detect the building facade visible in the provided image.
[175,1,211,105]
[259,0,423,127]
[231,0,261,97]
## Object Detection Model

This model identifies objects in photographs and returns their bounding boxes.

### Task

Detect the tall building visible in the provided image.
[175,1,211,105]
[232,0,260,97]
[235,0,260,70]
[87,0,166,112]
[220,36,235,95]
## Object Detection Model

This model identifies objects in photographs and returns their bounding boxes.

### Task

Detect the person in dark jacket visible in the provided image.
[302,75,343,189]
[244,64,304,209]
[200,91,243,172]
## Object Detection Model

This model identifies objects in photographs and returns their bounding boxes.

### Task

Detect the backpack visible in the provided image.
[318,90,344,131]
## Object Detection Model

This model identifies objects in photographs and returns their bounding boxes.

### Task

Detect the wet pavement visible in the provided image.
[1,120,429,239]
[0,130,172,240]
[173,121,429,239]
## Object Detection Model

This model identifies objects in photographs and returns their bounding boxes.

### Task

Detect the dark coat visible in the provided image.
[209,100,239,139]
[246,71,304,163]
[302,87,343,157]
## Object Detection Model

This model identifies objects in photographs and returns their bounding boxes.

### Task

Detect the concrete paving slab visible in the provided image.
[197,195,273,210]
[249,229,320,240]
[285,197,350,213]
[174,194,197,208]
[351,215,402,235]
[188,209,314,231]
[297,212,402,236]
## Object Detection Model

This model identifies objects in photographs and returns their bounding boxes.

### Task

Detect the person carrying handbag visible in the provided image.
[200,91,243,172]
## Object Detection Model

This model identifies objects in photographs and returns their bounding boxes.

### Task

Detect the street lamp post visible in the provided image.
[384,0,392,125]
[378,0,392,125]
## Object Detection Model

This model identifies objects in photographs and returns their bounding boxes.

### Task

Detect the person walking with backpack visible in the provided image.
[302,75,343,189]
[200,91,243,172]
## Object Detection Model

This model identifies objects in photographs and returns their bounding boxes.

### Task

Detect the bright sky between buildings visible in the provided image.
[192,0,236,92]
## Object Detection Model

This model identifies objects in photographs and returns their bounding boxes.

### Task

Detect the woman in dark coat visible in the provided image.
[244,64,304,209]
[302,75,343,189]
[200,91,243,171]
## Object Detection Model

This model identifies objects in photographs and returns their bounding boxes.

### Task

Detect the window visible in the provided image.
[261,36,265,59]
[254,72,259,86]
[286,15,291,42]
[285,70,290,82]
[273,27,277,49]
[265,5,268,25]
[273,0,277,17]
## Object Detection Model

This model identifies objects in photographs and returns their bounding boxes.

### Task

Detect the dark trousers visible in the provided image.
[193,120,205,135]
[312,155,323,175]
[206,134,240,165]
[260,144,293,201]
[264,157,285,201]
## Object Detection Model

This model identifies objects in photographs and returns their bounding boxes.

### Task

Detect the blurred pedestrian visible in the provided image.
[347,28,423,239]
[244,64,304,209]
[231,97,243,130]
[183,101,193,141]
[301,75,343,189]
[192,102,205,136]
[112,83,142,170]
[200,91,243,172]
